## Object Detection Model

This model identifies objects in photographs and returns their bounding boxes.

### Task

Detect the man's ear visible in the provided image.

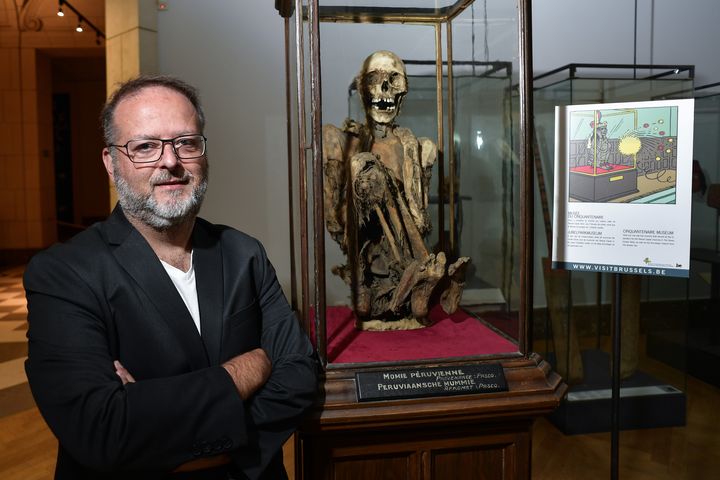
[102,148,115,181]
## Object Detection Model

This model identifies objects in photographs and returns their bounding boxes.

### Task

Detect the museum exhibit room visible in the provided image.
[0,0,719,478]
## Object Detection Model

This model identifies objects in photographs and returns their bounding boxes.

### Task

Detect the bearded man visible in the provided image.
[24,75,318,480]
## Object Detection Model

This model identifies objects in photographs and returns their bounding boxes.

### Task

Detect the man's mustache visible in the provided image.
[151,171,193,185]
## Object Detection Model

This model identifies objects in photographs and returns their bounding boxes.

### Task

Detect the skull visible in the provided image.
[357,50,408,126]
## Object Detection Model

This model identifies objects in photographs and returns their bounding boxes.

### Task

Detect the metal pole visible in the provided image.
[294,0,310,335]
[518,0,534,354]
[308,0,327,364]
[596,273,602,349]
[611,273,622,480]
[447,20,456,255]
[284,16,298,313]
[435,23,445,253]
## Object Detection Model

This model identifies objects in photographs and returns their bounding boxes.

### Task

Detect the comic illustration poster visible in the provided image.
[552,99,695,277]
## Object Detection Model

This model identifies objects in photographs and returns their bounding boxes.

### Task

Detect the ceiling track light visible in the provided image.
[57,0,105,42]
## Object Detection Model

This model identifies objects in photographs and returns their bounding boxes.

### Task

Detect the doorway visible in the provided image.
[45,50,108,240]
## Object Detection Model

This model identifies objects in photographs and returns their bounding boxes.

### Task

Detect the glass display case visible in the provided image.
[647,82,720,389]
[689,82,720,251]
[286,0,534,368]
[277,1,563,478]
[532,64,693,433]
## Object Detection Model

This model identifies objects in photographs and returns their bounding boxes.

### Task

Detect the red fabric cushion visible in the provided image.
[312,305,519,364]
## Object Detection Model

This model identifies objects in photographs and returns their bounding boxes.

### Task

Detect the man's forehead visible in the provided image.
[112,86,199,138]
[119,85,189,106]
[113,86,198,124]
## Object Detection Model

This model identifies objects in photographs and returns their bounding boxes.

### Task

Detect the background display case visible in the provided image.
[277,1,564,478]
[532,64,694,434]
[647,82,720,389]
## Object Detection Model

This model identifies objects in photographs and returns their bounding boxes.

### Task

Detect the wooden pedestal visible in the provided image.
[297,354,566,479]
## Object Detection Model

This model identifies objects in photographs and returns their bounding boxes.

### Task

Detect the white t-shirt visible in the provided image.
[160,252,201,334]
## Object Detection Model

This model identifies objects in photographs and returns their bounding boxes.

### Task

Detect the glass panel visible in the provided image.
[320,0,459,7]
[314,0,522,366]
[318,0,470,20]
[683,85,720,393]
[692,86,720,250]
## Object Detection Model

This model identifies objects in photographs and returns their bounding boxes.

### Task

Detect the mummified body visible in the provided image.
[323,50,470,330]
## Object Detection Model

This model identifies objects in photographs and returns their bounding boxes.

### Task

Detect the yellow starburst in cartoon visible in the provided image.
[618,134,642,156]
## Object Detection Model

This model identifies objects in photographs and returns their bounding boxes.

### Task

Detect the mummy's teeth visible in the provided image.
[371,98,396,111]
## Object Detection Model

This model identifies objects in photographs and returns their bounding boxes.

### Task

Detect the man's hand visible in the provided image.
[114,360,136,385]
[221,348,271,400]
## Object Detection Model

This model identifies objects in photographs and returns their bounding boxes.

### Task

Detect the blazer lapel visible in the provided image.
[192,221,224,365]
[105,207,210,370]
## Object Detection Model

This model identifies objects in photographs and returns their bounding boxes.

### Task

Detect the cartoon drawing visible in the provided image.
[586,114,612,170]
[568,106,678,204]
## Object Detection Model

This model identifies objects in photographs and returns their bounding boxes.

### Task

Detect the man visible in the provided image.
[24,75,318,479]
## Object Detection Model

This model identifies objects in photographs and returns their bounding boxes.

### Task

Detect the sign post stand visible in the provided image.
[611,273,621,480]
[552,99,695,480]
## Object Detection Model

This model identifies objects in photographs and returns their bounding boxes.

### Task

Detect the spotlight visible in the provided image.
[58,2,105,40]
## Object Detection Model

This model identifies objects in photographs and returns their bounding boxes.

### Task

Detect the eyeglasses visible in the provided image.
[108,134,207,164]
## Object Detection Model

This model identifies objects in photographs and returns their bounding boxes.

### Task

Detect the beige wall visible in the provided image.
[0,45,31,249]
[0,44,57,249]
[0,0,105,251]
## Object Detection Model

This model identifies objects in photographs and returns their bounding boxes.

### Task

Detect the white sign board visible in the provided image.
[552,99,695,277]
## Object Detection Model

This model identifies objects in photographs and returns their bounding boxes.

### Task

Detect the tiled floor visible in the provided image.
[0,266,35,417]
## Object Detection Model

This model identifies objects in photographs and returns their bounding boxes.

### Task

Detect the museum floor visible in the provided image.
[1,264,719,479]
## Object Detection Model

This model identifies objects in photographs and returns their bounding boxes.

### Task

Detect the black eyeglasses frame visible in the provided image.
[108,134,207,164]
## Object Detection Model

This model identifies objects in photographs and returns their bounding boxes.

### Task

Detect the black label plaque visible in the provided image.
[355,364,508,402]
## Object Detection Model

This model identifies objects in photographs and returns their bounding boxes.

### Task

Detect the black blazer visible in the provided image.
[24,207,318,479]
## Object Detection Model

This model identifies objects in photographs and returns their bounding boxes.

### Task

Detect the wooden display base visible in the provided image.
[296,354,565,479]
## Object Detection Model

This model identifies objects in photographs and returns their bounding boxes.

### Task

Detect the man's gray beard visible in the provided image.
[114,166,208,231]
